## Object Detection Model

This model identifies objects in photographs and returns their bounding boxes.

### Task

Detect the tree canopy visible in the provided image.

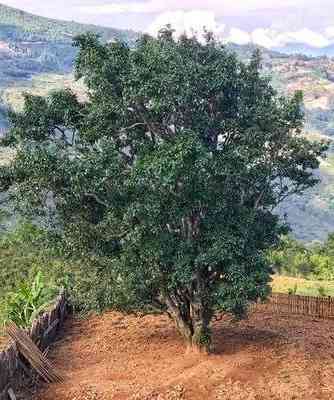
[0,29,327,352]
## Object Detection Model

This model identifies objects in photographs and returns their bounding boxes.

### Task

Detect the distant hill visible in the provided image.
[226,43,288,61]
[0,3,139,128]
[273,43,334,58]
[0,3,138,43]
[252,49,334,241]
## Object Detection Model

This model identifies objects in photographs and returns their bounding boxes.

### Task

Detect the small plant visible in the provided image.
[4,271,55,328]
[288,284,298,295]
[318,286,327,297]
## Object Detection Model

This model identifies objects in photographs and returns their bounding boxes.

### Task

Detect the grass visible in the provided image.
[271,274,334,297]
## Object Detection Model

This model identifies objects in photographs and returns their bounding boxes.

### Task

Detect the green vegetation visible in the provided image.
[269,234,334,280]
[0,223,61,316]
[0,223,54,329]
[0,221,146,330]
[4,271,55,328]
[271,275,334,297]
[0,29,326,352]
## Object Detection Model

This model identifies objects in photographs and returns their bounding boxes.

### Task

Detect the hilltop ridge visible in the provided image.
[0,3,138,43]
[0,3,139,128]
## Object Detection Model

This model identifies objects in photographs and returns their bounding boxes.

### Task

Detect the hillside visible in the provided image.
[0,3,138,127]
[265,53,334,241]
[0,3,138,43]
[224,45,334,241]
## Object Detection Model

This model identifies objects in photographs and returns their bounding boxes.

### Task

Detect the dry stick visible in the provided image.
[5,322,63,384]
[7,324,62,383]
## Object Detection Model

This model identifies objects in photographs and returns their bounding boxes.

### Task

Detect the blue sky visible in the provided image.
[2,0,334,48]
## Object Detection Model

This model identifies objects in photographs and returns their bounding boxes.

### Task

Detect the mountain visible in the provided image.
[273,43,334,58]
[0,3,138,43]
[0,3,139,127]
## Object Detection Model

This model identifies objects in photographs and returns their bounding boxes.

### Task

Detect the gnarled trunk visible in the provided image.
[163,275,213,353]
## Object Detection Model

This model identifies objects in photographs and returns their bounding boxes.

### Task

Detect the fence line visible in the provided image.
[252,293,334,319]
[0,291,67,400]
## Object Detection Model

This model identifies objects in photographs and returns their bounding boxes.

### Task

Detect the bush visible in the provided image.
[0,222,140,321]
[288,284,298,295]
[269,235,334,281]
[4,271,56,328]
[318,286,327,297]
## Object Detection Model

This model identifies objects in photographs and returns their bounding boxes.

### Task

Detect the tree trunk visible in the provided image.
[189,291,212,353]
[163,276,213,353]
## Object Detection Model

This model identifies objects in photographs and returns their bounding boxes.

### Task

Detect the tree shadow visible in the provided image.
[212,324,283,355]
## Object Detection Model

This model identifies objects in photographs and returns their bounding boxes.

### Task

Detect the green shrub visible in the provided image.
[268,235,334,281]
[288,284,298,295]
[0,222,141,321]
[3,271,56,328]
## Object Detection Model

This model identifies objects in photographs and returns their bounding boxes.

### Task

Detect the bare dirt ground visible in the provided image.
[31,310,334,400]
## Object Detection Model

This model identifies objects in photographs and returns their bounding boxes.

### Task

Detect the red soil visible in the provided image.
[32,311,334,400]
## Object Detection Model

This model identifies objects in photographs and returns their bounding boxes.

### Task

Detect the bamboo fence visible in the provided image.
[0,291,66,399]
[252,293,334,319]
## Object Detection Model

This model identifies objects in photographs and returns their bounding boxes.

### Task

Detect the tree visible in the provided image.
[0,29,327,352]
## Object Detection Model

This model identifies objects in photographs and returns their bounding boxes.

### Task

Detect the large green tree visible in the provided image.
[0,29,327,352]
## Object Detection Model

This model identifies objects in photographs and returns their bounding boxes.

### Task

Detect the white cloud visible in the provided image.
[147,10,225,40]
[251,28,278,48]
[282,28,330,48]
[77,1,334,50]
[79,1,164,14]
[223,26,333,49]
[225,28,251,45]
[325,26,334,39]
[77,0,322,16]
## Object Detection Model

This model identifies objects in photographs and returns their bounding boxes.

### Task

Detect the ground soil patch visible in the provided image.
[30,310,334,400]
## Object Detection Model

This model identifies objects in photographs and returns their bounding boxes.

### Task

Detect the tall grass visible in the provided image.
[271,275,334,297]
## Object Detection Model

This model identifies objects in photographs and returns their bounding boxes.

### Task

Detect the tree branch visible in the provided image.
[84,192,109,207]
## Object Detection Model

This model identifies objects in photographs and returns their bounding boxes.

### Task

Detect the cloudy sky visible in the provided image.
[2,0,334,48]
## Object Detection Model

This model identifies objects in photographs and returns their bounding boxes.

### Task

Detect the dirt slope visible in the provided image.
[32,310,334,400]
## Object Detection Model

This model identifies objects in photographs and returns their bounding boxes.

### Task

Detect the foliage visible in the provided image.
[0,222,49,298]
[0,29,327,351]
[0,222,139,325]
[318,285,327,297]
[288,284,298,295]
[4,271,56,328]
[269,234,334,280]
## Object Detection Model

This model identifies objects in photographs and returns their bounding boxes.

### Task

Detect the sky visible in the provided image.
[2,0,334,49]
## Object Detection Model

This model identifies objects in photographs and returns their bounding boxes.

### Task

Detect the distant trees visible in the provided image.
[270,234,334,280]
[0,28,327,352]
